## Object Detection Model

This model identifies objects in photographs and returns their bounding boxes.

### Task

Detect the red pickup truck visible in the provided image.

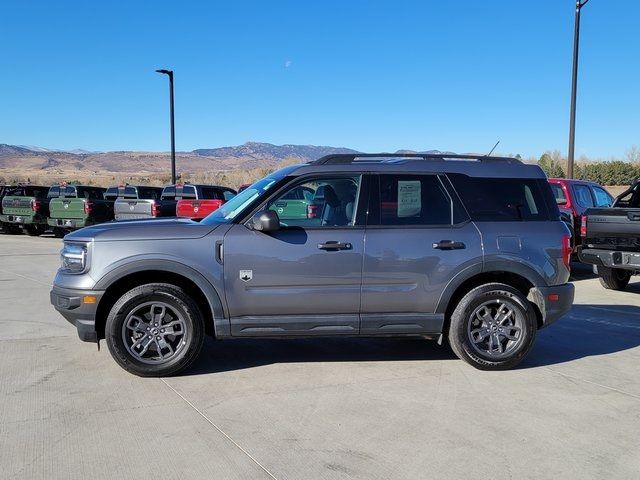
[548,178,613,247]
[172,184,236,220]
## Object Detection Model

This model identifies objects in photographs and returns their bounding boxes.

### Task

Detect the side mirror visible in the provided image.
[249,210,280,232]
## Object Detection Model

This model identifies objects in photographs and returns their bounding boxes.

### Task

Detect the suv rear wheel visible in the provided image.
[448,283,537,370]
[597,266,631,291]
[105,283,205,377]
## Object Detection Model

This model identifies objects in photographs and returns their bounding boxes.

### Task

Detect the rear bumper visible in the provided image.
[527,283,575,328]
[578,247,640,271]
[50,285,104,342]
[47,218,86,228]
[0,214,37,225]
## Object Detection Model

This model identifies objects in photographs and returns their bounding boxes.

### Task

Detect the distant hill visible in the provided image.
[0,142,452,175]
[0,141,364,174]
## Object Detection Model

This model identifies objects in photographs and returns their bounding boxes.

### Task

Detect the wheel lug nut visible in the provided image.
[156,336,160,340]
[161,329,165,333]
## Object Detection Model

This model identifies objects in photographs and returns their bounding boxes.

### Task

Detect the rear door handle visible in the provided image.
[628,212,640,221]
[433,240,466,250]
[318,241,352,251]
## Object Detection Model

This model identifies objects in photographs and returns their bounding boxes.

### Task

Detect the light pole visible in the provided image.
[156,69,176,184]
[567,0,590,179]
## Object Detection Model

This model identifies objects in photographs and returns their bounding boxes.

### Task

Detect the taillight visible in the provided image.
[31,199,41,212]
[151,202,160,217]
[307,204,318,219]
[562,234,572,270]
[84,201,93,215]
[580,215,587,238]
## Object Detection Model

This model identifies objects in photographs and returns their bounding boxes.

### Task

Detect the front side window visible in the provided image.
[592,186,612,207]
[378,175,452,226]
[573,184,594,208]
[202,176,279,224]
[267,176,361,228]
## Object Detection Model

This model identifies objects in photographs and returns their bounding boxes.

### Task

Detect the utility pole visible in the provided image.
[567,0,590,179]
[156,69,176,183]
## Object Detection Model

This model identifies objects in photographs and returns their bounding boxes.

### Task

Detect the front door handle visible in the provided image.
[318,241,352,251]
[433,240,466,250]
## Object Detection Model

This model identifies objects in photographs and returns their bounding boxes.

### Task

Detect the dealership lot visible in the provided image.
[1,235,639,479]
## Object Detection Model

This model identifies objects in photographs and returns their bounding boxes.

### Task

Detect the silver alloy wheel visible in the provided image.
[122,301,187,364]
[467,299,524,359]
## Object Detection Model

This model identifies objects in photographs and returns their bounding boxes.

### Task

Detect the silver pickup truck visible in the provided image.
[112,185,166,221]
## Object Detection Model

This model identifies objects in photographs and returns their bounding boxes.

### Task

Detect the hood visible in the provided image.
[65,218,219,242]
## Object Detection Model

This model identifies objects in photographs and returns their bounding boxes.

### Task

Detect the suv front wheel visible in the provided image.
[448,283,537,370]
[105,283,205,377]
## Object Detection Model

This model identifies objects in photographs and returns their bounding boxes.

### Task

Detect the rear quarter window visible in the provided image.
[448,174,555,221]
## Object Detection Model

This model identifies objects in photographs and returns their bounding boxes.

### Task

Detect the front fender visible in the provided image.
[94,256,228,337]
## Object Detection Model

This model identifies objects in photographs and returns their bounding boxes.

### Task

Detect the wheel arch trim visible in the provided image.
[95,259,228,337]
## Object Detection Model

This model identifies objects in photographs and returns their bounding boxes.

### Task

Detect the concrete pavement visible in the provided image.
[1,234,639,479]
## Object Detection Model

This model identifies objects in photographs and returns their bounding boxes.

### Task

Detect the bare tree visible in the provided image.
[626,145,640,164]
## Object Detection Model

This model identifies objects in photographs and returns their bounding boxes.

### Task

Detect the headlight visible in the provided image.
[60,242,88,273]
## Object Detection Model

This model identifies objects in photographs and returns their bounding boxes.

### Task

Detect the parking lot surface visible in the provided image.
[1,235,639,479]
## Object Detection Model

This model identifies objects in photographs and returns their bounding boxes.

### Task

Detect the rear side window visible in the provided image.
[573,184,594,208]
[592,186,612,207]
[448,175,554,221]
[180,185,197,199]
[161,186,176,200]
[121,186,138,199]
[549,183,566,205]
[377,175,453,226]
[105,187,118,200]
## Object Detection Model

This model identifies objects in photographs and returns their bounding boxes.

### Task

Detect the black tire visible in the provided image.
[597,266,631,291]
[53,227,66,238]
[2,223,21,234]
[105,283,205,377]
[23,224,44,236]
[448,283,537,370]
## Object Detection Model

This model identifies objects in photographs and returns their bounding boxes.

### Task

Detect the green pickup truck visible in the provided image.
[48,185,114,235]
[0,185,51,235]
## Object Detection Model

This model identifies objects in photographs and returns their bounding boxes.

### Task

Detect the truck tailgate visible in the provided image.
[176,199,223,219]
[114,199,156,220]
[49,198,86,220]
[2,196,34,216]
[585,207,640,251]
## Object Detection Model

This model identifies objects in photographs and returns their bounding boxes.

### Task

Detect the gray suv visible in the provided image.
[50,154,574,376]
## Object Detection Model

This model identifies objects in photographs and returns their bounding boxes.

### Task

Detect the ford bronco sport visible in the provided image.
[50,153,574,376]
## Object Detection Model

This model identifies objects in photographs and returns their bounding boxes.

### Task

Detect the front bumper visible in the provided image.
[48,218,86,229]
[578,247,640,271]
[527,283,575,328]
[50,285,104,342]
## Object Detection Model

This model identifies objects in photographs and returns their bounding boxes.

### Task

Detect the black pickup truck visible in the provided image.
[578,180,640,290]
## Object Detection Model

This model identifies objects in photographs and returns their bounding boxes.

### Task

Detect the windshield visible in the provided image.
[201,176,279,224]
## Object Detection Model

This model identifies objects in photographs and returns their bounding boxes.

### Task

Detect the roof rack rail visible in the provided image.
[311,153,521,165]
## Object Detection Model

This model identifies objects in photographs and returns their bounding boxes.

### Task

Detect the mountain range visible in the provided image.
[0,142,446,174]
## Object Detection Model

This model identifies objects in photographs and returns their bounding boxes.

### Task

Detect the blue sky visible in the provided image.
[1,0,638,158]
